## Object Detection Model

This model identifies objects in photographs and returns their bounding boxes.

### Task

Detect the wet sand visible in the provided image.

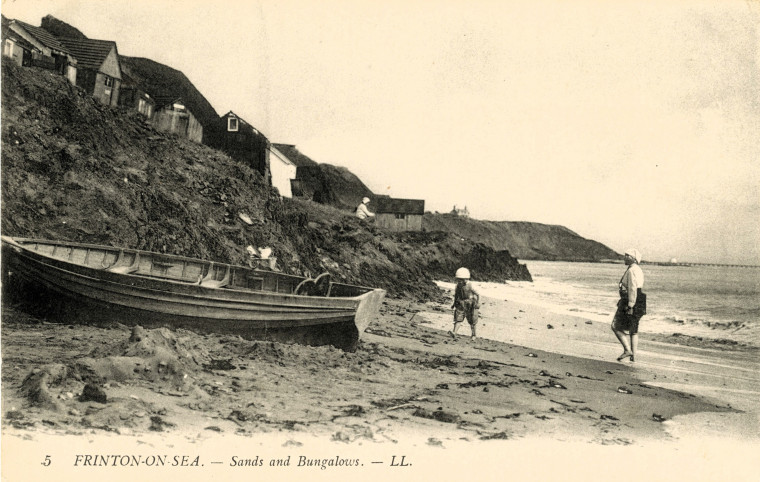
[420,295,760,441]
[2,295,758,481]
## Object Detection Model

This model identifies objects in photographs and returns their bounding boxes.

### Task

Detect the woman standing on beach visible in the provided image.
[611,248,646,362]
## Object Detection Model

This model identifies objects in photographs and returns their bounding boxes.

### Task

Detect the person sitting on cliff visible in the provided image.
[246,245,259,265]
[246,245,277,270]
[450,267,480,340]
[355,197,375,220]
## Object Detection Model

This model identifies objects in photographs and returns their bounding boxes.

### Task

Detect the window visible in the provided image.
[104,76,114,87]
[395,214,406,219]
[3,40,14,57]
[228,117,239,132]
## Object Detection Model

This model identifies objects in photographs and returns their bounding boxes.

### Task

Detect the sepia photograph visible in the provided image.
[1,1,758,480]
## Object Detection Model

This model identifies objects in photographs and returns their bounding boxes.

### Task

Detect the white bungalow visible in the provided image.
[267,145,297,198]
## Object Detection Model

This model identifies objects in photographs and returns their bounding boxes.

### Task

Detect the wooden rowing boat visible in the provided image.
[1,236,385,351]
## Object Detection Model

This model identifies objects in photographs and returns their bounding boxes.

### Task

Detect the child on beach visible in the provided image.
[450,267,480,339]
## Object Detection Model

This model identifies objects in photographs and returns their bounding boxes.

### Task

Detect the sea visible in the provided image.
[439,261,760,348]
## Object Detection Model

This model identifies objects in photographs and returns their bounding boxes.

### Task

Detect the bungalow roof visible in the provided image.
[271,144,319,168]
[374,197,425,215]
[221,111,267,137]
[56,37,119,75]
[153,95,185,109]
[222,110,251,127]
[1,23,37,52]
[269,145,296,167]
[12,19,71,55]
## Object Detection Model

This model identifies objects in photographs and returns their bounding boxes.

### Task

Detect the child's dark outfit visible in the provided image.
[452,280,480,337]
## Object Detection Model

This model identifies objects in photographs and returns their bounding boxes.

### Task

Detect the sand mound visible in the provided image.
[19,364,71,411]
[77,326,209,390]
[18,326,209,409]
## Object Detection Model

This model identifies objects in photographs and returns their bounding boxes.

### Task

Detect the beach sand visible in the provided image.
[2,294,758,481]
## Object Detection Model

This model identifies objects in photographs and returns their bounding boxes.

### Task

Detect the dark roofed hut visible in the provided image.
[5,17,77,82]
[373,197,425,231]
[56,37,121,106]
[205,111,270,180]
[1,19,37,67]
[118,71,155,118]
[152,96,203,143]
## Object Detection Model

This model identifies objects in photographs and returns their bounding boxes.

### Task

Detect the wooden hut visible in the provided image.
[1,17,37,66]
[152,96,203,143]
[4,17,77,83]
[374,197,425,231]
[205,111,270,180]
[57,37,121,106]
[118,71,155,118]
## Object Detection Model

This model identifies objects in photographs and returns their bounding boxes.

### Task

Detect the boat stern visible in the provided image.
[353,288,386,335]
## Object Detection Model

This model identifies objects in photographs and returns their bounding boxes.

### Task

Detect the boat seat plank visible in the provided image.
[107,252,140,274]
[200,264,230,288]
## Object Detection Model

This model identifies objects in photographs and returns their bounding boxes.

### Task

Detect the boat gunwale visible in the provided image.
[11,258,362,317]
[3,236,383,300]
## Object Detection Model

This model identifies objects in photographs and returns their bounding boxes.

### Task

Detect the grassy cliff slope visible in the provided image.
[1,60,531,301]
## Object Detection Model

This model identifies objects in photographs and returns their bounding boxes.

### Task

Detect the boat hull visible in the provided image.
[2,237,385,351]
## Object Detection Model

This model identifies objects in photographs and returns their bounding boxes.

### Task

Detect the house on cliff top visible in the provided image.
[272,144,319,200]
[205,111,271,183]
[118,71,155,118]
[3,16,77,83]
[56,37,121,107]
[451,205,470,217]
[374,197,425,231]
[267,145,297,198]
[152,96,203,143]
[1,17,37,66]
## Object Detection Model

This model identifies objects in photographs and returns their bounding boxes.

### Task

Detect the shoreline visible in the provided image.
[435,276,760,350]
[419,292,760,437]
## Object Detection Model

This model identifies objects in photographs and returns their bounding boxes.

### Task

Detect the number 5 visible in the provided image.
[42,455,51,466]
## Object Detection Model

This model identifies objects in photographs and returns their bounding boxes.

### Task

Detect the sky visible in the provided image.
[2,0,759,264]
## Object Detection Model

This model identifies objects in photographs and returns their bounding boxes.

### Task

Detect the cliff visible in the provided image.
[423,214,620,261]
[1,60,531,302]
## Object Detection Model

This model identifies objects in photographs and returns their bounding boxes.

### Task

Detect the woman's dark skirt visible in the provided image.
[612,299,643,334]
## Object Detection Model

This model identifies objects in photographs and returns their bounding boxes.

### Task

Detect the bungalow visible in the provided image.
[153,96,203,143]
[374,197,425,231]
[1,18,37,66]
[118,71,155,118]
[151,96,203,143]
[267,145,297,198]
[4,16,76,83]
[56,37,121,107]
[205,111,270,181]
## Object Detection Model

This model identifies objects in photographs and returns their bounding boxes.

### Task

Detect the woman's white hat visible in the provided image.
[625,248,642,263]
[362,197,370,204]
